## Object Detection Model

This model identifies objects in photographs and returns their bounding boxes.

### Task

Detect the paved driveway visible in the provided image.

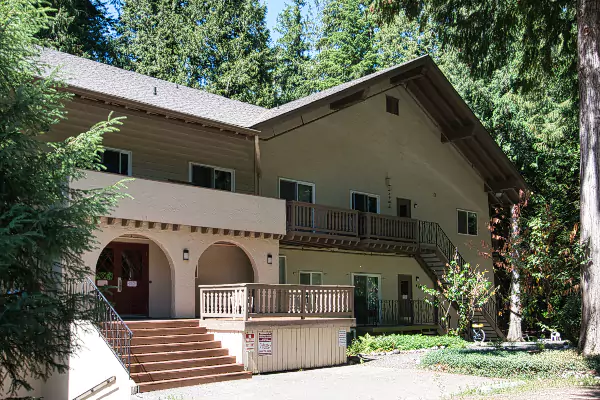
[132,354,499,400]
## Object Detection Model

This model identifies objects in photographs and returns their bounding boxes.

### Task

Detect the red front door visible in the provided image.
[95,242,149,316]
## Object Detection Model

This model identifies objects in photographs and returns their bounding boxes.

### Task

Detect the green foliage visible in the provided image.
[0,0,124,393]
[347,334,467,355]
[116,0,276,107]
[421,261,496,336]
[421,349,600,379]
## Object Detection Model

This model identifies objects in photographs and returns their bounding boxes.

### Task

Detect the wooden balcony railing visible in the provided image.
[358,299,436,326]
[286,201,359,238]
[359,213,418,243]
[199,283,354,321]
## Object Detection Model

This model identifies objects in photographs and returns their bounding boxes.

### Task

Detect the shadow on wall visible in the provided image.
[195,242,255,317]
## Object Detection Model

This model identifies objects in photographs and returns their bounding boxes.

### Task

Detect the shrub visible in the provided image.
[347,334,468,355]
[421,349,600,378]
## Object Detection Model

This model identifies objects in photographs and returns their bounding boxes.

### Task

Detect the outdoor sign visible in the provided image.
[338,330,347,347]
[127,280,137,287]
[258,331,272,356]
[245,333,255,352]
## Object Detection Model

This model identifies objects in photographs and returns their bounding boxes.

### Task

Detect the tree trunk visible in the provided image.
[507,205,523,341]
[578,0,600,356]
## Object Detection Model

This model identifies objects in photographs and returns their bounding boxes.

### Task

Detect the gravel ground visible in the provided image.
[132,353,500,400]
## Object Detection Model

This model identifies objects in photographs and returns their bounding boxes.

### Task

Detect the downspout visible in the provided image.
[254,135,262,195]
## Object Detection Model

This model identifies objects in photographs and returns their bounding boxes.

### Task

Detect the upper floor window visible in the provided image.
[457,209,478,236]
[299,271,322,285]
[279,178,315,203]
[189,163,235,192]
[351,191,379,213]
[101,148,131,176]
[386,95,399,115]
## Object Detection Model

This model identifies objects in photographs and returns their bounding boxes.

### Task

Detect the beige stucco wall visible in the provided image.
[148,240,172,318]
[72,170,286,236]
[260,86,493,273]
[42,322,133,400]
[83,223,280,318]
[280,248,433,301]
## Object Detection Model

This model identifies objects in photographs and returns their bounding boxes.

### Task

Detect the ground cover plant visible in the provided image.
[347,334,468,356]
[421,349,600,379]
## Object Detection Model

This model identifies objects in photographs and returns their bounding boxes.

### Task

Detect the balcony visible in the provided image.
[356,299,437,327]
[284,201,420,253]
[71,170,287,235]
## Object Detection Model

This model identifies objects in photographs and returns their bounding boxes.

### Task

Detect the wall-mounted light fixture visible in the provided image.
[183,249,189,261]
[267,254,273,264]
[416,276,420,282]
[414,203,418,208]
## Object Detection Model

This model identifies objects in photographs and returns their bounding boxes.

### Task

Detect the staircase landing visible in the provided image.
[126,319,251,393]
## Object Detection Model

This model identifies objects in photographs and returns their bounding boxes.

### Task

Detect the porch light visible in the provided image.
[416,276,420,282]
[183,249,189,261]
[267,253,273,264]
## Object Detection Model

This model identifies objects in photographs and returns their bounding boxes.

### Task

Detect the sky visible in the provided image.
[264,0,288,41]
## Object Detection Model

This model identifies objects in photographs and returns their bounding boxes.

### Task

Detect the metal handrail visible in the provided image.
[73,376,116,400]
[79,278,133,375]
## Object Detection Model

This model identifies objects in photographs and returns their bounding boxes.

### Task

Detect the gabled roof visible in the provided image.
[39,49,525,204]
[39,49,267,131]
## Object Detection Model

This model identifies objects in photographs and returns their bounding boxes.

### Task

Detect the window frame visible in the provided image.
[102,147,132,176]
[457,209,478,236]
[278,177,316,203]
[299,270,323,285]
[278,255,287,284]
[350,190,380,214]
[188,162,236,192]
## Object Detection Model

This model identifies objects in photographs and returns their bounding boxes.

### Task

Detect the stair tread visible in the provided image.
[130,355,235,368]
[131,363,243,377]
[137,371,251,387]
[133,348,225,357]
[131,340,219,348]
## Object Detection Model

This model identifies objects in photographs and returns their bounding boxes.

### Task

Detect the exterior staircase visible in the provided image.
[127,320,250,392]
[416,221,506,341]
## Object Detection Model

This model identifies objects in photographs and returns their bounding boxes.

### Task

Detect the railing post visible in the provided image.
[300,286,306,319]
[243,286,249,321]
[199,288,205,320]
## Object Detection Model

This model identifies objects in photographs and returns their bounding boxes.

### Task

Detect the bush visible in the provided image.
[421,349,600,378]
[347,334,467,355]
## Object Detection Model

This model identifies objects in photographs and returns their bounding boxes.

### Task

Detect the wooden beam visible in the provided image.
[390,66,427,84]
[441,124,476,143]
[329,90,366,110]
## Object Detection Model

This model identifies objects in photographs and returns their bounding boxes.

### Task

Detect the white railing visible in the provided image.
[199,283,354,320]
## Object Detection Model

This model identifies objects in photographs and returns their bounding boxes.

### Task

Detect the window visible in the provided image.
[457,209,478,235]
[279,256,287,284]
[279,178,315,203]
[386,95,399,115]
[299,271,322,285]
[351,191,379,213]
[101,148,131,176]
[189,163,234,192]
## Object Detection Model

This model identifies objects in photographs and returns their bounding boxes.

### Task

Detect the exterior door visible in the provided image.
[95,242,149,316]
[353,274,380,326]
[397,274,413,324]
[397,198,412,218]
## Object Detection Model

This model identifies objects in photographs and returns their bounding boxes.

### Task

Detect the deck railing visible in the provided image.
[199,283,354,321]
[360,299,436,326]
[286,201,359,237]
[359,213,418,242]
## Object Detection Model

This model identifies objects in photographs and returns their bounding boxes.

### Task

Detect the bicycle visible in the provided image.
[471,323,486,342]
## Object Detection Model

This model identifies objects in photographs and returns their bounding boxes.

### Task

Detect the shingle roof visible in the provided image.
[250,59,426,126]
[39,48,268,129]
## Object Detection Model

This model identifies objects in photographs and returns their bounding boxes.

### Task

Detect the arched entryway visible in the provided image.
[195,241,255,317]
[95,234,173,318]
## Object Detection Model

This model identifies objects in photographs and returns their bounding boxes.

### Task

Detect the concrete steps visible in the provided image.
[126,320,250,393]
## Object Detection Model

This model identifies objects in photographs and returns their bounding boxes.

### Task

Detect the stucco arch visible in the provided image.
[89,227,176,318]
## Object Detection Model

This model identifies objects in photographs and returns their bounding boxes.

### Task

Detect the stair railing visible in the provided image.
[417,222,502,338]
[75,277,133,375]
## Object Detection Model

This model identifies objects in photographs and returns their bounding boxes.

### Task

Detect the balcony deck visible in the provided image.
[284,201,430,254]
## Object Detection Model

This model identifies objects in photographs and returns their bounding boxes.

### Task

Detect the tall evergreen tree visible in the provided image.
[37,0,114,60]
[1,0,124,392]
[117,0,275,107]
[312,0,377,91]
[273,0,312,105]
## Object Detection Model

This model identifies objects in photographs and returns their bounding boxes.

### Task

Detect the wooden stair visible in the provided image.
[126,320,251,393]
[417,250,505,341]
